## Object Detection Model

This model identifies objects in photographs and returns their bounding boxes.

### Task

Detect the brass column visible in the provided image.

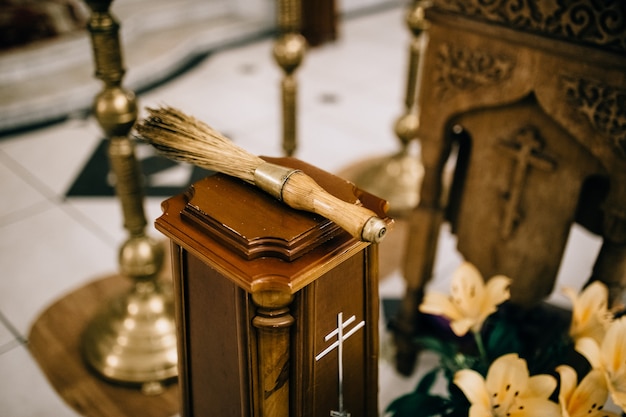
[350,1,430,217]
[273,0,307,156]
[80,0,178,394]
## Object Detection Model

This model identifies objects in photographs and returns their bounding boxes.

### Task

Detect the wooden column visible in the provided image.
[251,289,294,417]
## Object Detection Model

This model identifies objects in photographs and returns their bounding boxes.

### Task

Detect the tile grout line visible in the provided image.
[0,339,23,356]
[0,200,52,229]
[0,309,27,348]
[0,149,119,248]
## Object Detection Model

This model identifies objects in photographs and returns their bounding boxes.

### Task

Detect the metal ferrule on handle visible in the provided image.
[253,162,388,243]
[361,217,388,243]
[253,162,300,201]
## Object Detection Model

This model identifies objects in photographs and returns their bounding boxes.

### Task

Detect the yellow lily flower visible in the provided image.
[419,262,511,337]
[556,365,620,417]
[576,316,626,412]
[563,281,612,344]
[453,353,560,417]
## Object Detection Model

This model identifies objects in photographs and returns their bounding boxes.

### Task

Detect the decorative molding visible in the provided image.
[561,75,626,159]
[433,0,626,54]
[434,42,515,99]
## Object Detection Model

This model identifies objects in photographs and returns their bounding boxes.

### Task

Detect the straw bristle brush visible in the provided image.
[135,106,390,243]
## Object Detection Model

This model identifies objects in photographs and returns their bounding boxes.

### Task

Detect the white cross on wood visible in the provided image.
[315,312,365,417]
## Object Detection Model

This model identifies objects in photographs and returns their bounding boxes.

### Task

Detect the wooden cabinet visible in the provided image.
[156,157,386,417]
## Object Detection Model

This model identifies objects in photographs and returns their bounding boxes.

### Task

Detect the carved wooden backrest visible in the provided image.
[446,96,607,306]
[393,0,626,376]
[413,0,626,306]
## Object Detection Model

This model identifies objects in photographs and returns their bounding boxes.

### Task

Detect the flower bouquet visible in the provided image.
[386,262,626,417]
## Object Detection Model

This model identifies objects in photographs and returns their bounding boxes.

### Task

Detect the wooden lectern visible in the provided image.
[155,156,387,417]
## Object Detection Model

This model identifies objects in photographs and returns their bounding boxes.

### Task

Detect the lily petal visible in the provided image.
[564,282,611,343]
[484,275,512,309]
[454,369,490,410]
[418,261,511,336]
[455,353,561,417]
[450,317,475,337]
[485,354,528,412]
[507,397,561,417]
[564,282,608,319]
[523,374,557,399]
[602,317,626,409]
[567,369,613,417]
[485,353,528,393]
[577,282,609,319]
[450,262,485,319]
[419,292,464,321]
[471,275,511,333]
[468,403,493,417]
[575,337,602,369]
[602,317,626,376]
[556,365,577,406]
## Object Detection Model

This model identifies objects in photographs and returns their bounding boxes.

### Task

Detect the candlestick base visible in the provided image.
[81,281,178,393]
[81,237,178,394]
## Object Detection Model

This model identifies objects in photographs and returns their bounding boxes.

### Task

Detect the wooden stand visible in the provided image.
[156,157,387,417]
[394,0,626,375]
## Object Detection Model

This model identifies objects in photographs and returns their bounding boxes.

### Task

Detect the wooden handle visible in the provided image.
[282,171,388,243]
[253,162,389,243]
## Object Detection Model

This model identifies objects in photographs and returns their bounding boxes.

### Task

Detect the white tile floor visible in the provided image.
[0,4,605,417]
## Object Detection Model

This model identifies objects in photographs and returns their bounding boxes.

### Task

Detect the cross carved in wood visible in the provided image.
[497,125,557,239]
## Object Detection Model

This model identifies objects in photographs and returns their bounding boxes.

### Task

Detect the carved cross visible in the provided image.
[497,126,556,239]
[315,312,365,417]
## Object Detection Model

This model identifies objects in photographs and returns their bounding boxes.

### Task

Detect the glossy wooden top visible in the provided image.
[155,156,389,294]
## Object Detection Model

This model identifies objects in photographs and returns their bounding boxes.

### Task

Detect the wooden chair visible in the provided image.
[392,0,626,375]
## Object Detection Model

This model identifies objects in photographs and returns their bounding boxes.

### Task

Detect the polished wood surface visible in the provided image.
[157,156,388,294]
[28,271,179,417]
[158,157,385,417]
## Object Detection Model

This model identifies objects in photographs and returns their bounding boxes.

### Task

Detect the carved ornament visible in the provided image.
[433,0,626,54]
[561,76,626,159]
[435,42,515,99]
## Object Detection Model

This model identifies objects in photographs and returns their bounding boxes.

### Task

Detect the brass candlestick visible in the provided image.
[273,0,307,156]
[349,1,430,217]
[80,0,177,394]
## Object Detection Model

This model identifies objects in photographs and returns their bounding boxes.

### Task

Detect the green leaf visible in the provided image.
[415,336,459,359]
[416,366,441,393]
[386,391,450,417]
[483,315,521,360]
